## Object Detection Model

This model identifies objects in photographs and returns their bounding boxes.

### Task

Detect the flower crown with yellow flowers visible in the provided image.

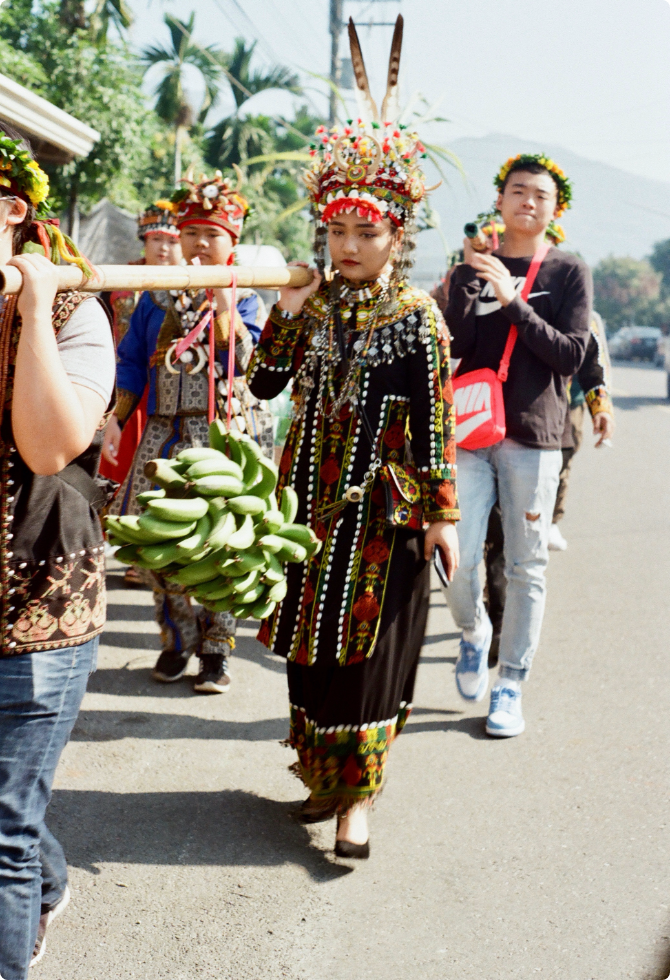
[0,131,50,218]
[494,153,572,218]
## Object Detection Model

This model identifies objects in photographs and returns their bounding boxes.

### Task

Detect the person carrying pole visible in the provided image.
[248,16,460,858]
[0,124,115,977]
[107,169,271,694]
[100,202,182,587]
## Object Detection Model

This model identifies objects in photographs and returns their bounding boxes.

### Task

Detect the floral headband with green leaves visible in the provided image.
[494,153,572,218]
[0,132,50,218]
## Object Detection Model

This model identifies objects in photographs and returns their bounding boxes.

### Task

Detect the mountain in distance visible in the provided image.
[412,133,670,288]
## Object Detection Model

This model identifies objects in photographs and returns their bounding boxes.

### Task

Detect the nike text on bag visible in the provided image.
[453,243,550,451]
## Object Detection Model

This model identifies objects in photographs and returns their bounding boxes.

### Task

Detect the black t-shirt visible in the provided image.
[444,247,593,450]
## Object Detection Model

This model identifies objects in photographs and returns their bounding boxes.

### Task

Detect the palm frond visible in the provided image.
[303,70,348,116]
[274,197,311,224]
[141,42,174,67]
[242,150,313,166]
[248,64,301,98]
[166,13,195,60]
[422,141,465,181]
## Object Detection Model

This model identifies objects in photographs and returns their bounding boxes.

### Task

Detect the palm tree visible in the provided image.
[59,0,133,39]
[89,0,133,41]
[204,39,301,170]
[143,14,225,184]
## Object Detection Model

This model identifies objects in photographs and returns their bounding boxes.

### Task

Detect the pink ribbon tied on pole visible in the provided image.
[226,270,238,429]
[168,259,238,425]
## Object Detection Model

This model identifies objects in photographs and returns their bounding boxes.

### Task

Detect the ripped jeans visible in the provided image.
[445,439,561,681]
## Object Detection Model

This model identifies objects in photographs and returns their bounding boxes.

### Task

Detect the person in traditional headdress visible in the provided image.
[247,17,460,859]
[100,203,181,590]
[108,169,271,694]
[0,124,115,976]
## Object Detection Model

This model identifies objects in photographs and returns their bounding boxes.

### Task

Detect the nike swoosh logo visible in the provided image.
[475,290,550,317]
[456,409,492,442]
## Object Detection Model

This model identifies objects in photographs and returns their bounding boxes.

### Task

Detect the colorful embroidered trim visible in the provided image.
[288,701,413,808]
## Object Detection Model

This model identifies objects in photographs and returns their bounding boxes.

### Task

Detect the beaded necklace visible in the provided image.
[325,275,390,418]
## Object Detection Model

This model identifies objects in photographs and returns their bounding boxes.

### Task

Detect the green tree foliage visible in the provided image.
[203,38,301,171]
[236,106,320,261]
[200,42,308,260]
[143,14,226,184]
[649,238,670,294]
[0,0,187,220]
[0,2,314,258]
[593,255,663,332]
[59,0,133,41]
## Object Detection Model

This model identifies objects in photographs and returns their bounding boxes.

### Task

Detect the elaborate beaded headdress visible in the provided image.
[137,202,179,240]
[161,165,250,243]
[303,16,438,277]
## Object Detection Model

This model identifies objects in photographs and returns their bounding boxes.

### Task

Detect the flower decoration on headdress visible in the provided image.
[474,208,566,249]
[164,165,250,242]
[304,120,428,228]
[494,153,572,218]
[137,202,179,241]
[480,219,506,239]
[545,220,566,245]
[303,16,437,232]
[0,131,51,218]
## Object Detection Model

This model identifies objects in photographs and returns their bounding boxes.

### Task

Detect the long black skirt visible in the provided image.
[286,530,429,812]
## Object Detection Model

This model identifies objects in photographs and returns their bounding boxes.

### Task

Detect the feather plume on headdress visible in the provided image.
[303,16,431,229]
[348,18,379,126]
[380,15,403,125]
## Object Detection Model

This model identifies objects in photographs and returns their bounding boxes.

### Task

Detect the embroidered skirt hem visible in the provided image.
[282,531,429,811]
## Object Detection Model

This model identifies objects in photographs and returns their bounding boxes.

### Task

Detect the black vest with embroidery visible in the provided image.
[0,292,107,656]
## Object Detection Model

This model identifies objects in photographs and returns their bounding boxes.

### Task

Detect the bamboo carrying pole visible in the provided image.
[0,264,315,296]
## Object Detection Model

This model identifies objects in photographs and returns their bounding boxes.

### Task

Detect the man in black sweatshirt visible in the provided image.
[442,154,592,737]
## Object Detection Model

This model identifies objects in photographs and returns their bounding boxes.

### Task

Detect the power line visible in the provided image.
[212,0,280,67]
[165,14,315,144]
[209,0,324,120]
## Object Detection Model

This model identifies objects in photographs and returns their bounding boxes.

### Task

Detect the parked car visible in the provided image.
[609,325,661,361]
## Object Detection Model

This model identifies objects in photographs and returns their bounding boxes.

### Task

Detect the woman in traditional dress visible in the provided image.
[248,17,460,858]
[108,170,272,694]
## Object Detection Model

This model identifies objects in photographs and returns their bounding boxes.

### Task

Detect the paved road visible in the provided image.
[38,363,669,980]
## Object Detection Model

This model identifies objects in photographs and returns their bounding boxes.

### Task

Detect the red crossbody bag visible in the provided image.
[453,243,550,450]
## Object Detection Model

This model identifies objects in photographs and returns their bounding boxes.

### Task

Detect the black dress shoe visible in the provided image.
[335,839,370,860]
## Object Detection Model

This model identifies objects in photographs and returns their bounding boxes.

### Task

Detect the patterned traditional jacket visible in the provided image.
[569,310,614,416]
[114,288,266,427]
[247,277,459,666]
[0,293,110,656]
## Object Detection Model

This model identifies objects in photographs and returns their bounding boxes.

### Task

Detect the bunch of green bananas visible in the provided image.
[104,420,320,621]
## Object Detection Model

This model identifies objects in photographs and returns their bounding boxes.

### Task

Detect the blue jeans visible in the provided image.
[445,440,561,681]
[0,638,97,980]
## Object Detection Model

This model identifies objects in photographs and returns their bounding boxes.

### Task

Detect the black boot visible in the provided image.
[193,653,231,693]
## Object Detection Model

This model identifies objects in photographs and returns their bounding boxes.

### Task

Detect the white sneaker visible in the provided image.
[455,620,492,702]
[547,523,567,551]
[30,885,70,967]
[486,683,525,738]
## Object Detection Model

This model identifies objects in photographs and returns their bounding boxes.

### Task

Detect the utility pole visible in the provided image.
[329,0,343,125]
[330,1,402,118]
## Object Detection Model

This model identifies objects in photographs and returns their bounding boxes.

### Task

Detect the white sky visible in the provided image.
[127,0,670,185]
